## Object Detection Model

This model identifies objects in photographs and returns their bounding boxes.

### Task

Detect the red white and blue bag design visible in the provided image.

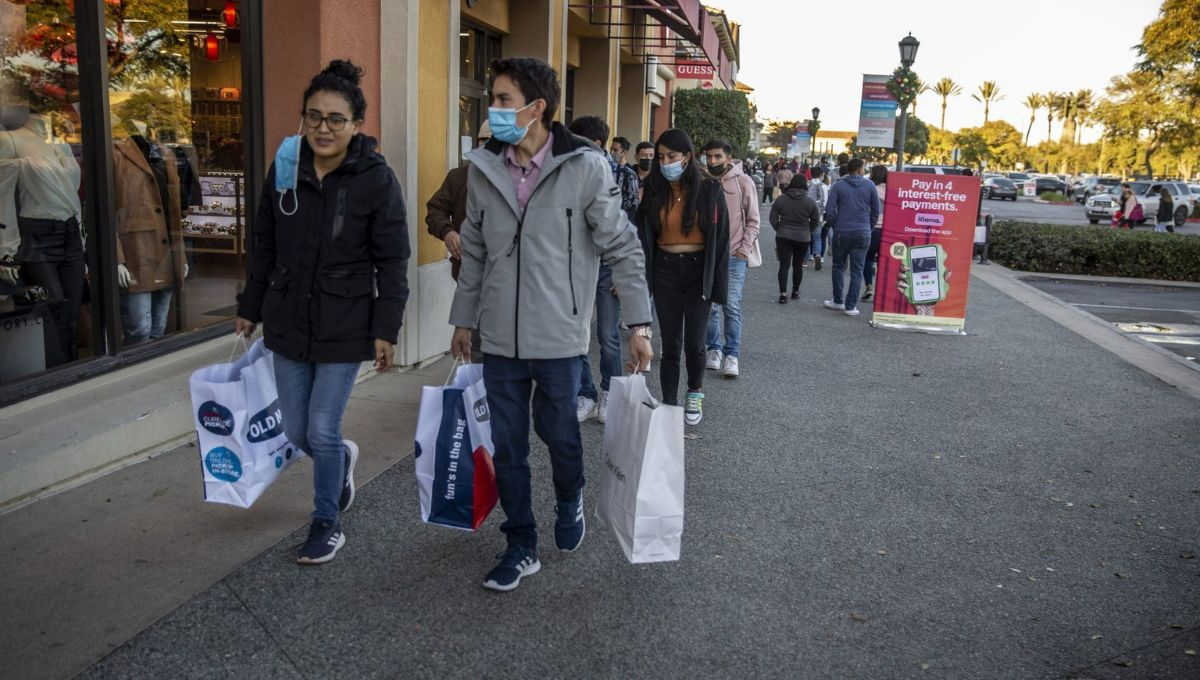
[414,362,498,531]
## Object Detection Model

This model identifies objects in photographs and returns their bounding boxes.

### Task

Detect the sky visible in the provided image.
[733,0,1163,144]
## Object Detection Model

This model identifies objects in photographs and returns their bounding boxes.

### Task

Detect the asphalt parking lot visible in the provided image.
[1022,275,1200,367]
[984,196,1200,235]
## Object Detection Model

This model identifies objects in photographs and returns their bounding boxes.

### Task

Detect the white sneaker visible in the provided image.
[597,389,609,424]
[823,300,845,311]
[721,355,739,378]
[705,349,723,370]
[576,396,598,423]
[844,307,861,317]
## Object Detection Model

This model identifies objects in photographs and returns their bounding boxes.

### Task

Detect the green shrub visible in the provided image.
[1038,191,1069,202]
[988,221,1200,282]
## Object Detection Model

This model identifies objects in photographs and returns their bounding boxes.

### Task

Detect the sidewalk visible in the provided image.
[6,251,1200,679]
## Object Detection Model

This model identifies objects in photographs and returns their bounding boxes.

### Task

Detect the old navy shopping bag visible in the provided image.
[414,363,498,530]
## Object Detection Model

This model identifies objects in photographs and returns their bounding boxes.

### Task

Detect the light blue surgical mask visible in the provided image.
[487,101,538,145]
[660,159,686,182]
[274,121,303,215]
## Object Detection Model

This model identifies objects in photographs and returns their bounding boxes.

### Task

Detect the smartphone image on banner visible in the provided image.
[907,245,944,304]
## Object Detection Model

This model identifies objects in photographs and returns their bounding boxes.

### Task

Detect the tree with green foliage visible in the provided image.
[673,88,752,158]
[763,119,803,154]
[1094,69,1194,176]
[1022,93,1042,146]
[931,77,961,129]
[971,81,1004,125]
[1137,0,1200,107]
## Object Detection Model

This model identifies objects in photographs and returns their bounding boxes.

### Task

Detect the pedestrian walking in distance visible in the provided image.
[861,164,888,301]
[1155,187,1175,233]
[449,57,653,592]
[235,60,411,565]
[769,175,821,303]
[635,129,729,426]
[823,158,880,316]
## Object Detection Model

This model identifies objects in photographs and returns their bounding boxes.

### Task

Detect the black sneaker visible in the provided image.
[482,545,540,592]
[338,439,359,512]
[554,490,585,552]
[296,519,345,565]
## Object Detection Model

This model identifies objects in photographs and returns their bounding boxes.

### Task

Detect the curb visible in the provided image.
[1032,199,1074,205]
[971,264,1200,401]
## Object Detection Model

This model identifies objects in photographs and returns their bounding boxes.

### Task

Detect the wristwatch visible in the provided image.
[631,325,653,340]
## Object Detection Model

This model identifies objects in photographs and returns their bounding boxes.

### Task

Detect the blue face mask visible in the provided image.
[274,122,303,215]
[487,101,538,145]
[660,159,686,182]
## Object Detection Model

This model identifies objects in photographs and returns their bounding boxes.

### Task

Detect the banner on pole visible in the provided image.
[870,172,981,334]
[857,74,898,148]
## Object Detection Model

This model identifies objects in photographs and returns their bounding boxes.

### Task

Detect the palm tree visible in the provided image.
[1071,89,1093,145]
[932,77,962,129]
[971,81,1004,125]
[1056,94,1076,144]
[910,78,930,116]
[1044,91,1060,142]
[1022,93,1042,146]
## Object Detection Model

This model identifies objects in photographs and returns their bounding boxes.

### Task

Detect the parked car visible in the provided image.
[1084,181,1194,226]
[1033,177,1068,195]
[1072,176,1122,203]
[1005,171,1032,184]
[981,177,1018,201]
[903,165,971,175]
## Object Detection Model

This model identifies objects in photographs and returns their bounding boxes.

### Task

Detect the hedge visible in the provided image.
[987,221,1200,282]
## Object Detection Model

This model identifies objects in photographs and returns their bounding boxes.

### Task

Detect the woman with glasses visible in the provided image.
[234,60,410,565]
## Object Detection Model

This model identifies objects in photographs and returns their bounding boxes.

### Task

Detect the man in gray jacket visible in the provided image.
[449,57,653,592]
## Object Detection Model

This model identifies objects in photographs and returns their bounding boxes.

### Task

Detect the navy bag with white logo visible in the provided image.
[189,337,302,508]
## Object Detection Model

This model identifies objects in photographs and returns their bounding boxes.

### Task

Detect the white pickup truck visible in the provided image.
[1083,180,1195,227]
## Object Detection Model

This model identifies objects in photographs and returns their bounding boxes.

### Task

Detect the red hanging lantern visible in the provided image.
[222,1,237,29]
[205,31,218,61]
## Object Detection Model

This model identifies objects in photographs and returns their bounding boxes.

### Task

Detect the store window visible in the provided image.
[563,67,575,125]
[1,0,91,382]
[0,0,258,402]
[106,0,246,347]
[458,21,500,162]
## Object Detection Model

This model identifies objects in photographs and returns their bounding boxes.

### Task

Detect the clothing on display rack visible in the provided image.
[113,135,186,344]
[0,114,86,367]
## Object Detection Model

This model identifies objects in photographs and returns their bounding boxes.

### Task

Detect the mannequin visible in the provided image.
[0,109,86,366]
[112,121,187,345]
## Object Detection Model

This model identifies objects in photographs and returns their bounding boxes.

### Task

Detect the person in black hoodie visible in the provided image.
[636,128,729,426]
[769,175,821,303]
[235,60,410,565]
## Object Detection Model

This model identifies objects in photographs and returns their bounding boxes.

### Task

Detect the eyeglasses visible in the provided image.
[302,111,350,131]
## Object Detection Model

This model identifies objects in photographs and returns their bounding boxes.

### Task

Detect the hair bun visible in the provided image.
[322,60,362,86]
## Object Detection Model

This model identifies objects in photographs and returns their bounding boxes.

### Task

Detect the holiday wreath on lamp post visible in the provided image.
[887,66,920,106]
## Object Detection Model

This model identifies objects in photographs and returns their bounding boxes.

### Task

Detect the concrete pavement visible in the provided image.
[55,238,1200,679]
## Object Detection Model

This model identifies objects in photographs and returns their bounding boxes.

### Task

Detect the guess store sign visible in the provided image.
[676,61,714,80]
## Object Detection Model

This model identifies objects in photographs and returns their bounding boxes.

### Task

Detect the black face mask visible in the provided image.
[638,158,652,171]
[709,164,728,176]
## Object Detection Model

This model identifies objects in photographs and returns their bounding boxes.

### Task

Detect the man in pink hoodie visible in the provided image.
[701,139,760,378]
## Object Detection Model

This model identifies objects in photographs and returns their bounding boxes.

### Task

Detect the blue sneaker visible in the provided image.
[554,490,586,552]
[338,439,359,512]
[482,545,540,592]
[296,519,344,565]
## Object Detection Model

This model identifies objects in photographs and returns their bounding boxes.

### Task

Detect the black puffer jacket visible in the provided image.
[635,176,730,305]
[769,188,821,242]
[237,135,410,363]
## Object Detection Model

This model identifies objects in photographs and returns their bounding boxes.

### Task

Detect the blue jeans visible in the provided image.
[120,289,172,345]
[831,231,871,311]
[863,228,883,286]
[273,354,359,522]
[578,263,622,400]
[805,222,827,259]
[706,256,747,358]
[484,354,584,550]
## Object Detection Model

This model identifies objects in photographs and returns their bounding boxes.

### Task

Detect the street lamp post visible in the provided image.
[810,106,820,160]
[895,33,919,172]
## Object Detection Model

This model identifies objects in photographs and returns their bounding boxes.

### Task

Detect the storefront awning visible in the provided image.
[569,1,730,87]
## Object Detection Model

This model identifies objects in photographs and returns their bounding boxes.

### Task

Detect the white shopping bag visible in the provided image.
[414,361,498,531]
[189,338,303,508]
[595,374,685,563]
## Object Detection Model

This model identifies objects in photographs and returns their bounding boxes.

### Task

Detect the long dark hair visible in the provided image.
[638,128,703,235]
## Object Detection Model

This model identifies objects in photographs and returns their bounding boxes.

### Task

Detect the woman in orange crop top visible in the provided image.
[634,129,729,424]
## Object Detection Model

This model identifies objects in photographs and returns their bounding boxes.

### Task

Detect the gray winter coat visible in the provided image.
[769,188,821,242]
[448,123,652,359]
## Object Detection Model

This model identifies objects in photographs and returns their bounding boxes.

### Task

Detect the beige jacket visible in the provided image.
[113,138,184,294]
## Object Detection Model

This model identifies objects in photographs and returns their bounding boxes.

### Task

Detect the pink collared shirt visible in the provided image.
[504,133,554,214]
